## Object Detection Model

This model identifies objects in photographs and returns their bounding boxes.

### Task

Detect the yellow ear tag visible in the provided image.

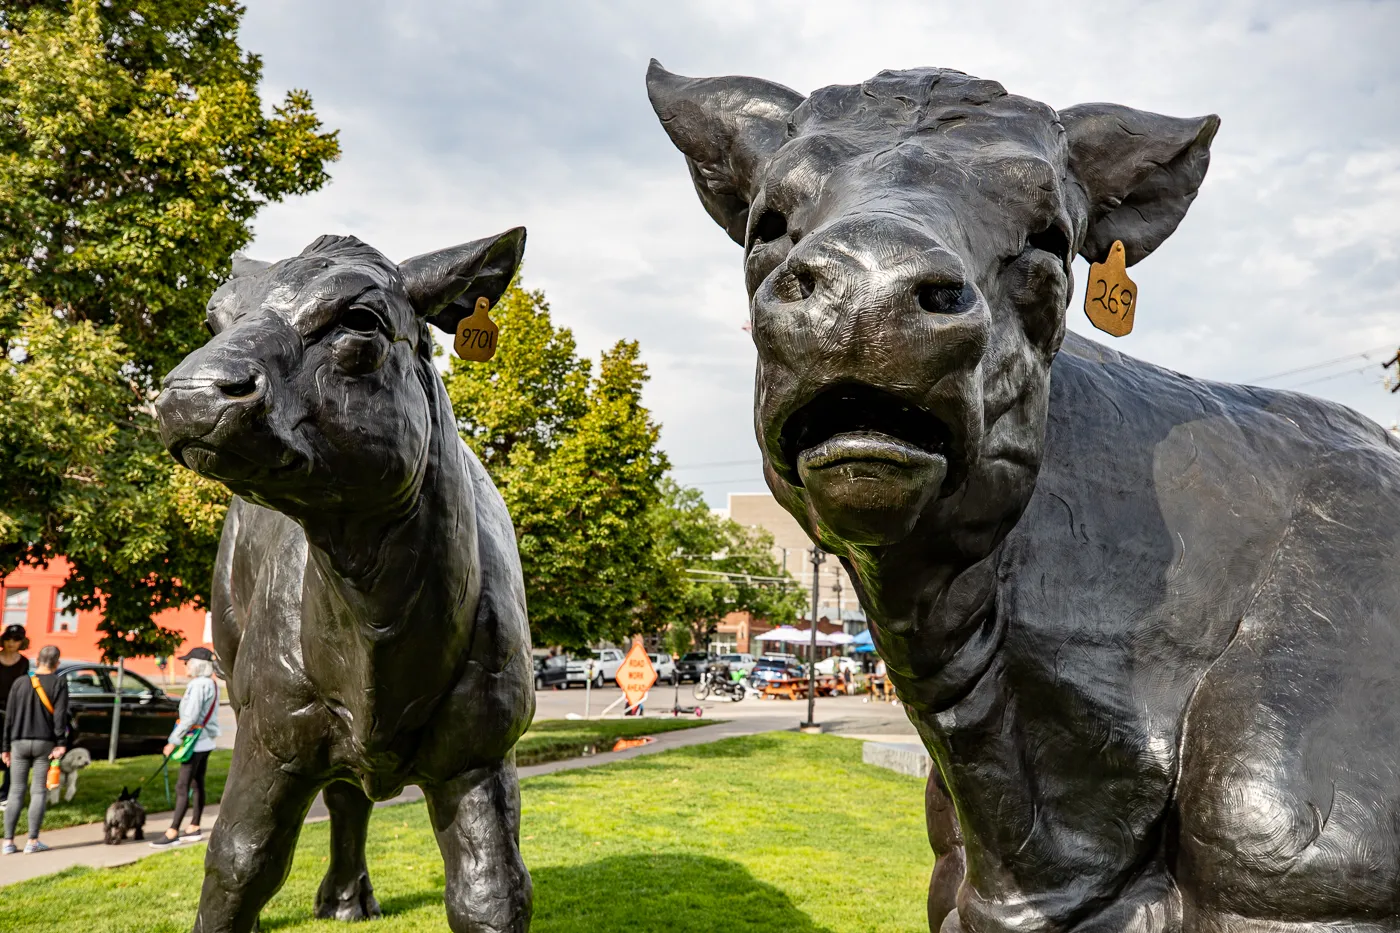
[453,296,499,362]
[1083,240,1137,337]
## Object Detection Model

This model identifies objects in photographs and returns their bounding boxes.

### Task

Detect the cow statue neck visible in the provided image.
[650,62,1400,931]
[156,230,534,933]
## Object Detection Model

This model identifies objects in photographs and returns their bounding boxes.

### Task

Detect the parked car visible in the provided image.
[815,655,859,676]
[715,652,756,674]
[675,651,710,684]
[566,648,624,687]
[748,656,807,688]
[649,653,678,685]
[533,655,569,690]
[57,661,184,758]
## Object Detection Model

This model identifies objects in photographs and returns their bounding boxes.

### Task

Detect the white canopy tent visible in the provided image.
[754,626,806,643]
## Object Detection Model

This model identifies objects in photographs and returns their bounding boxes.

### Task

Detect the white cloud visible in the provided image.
[240,0,1400,499]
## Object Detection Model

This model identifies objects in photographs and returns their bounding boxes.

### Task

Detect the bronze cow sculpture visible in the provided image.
[649,62,1400,931]
[155,230,534,933]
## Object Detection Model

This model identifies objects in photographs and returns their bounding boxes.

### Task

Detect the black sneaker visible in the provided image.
[179,829,202,843]
[149,834,180,849]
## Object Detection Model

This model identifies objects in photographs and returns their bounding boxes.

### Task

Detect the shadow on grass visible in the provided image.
[257,854,830,932]
[533,854,834,933]
[261,889,445,930]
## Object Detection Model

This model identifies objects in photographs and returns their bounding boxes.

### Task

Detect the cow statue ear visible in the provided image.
[1061,103,1220,266]
[398,227,526,333]
[646,59,806,246]
[230,253,271,279]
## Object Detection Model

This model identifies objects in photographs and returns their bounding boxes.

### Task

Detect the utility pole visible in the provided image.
[1383,349,1400,393]
[802,545,825,731]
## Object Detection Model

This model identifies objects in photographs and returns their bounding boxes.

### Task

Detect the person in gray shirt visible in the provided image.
[150,647,221,848]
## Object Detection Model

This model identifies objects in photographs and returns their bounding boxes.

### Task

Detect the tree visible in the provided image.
[644,480,805,656]
[446,281,803,650]
[446,283,669,648]
[0,0,339,659]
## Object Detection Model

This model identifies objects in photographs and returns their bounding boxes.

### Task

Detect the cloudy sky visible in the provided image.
[239,0,1400,504]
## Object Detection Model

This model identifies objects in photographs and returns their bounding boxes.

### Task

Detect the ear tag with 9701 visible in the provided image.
[454,296,499,362]
[1083,240,1137,338]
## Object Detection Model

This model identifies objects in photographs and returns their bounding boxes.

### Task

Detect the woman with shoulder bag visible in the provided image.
[151,647,221,847]
[2,645,68,854]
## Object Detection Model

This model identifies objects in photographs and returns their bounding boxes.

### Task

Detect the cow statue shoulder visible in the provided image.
[648,61,1400,931]
[156,229,533,933]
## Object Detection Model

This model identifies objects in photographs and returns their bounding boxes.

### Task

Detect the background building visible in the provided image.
[0,557,212,680]
[709,493,866,655]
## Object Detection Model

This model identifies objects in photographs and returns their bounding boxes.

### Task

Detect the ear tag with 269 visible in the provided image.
[454,296,499,362]
[1084,240,1137,338]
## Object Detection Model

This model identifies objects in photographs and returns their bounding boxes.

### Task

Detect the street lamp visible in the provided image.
[802,545,824,731]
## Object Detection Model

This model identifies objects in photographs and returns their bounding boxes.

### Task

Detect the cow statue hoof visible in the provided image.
[315,871,382,922]
[650,59,1400,930]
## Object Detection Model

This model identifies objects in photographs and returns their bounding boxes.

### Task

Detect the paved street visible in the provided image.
[532,681,917,740]
[0,688,917,888]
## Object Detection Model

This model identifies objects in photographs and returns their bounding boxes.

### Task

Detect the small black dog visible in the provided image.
[104,787,145,845]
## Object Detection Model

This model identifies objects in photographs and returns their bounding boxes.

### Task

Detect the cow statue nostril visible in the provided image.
[916,282,969,315]
[794,271,815,300]
[217,375,261,399]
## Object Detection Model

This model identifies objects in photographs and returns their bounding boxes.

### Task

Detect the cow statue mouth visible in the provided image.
[777,384,955,545]
[168,438,307,491]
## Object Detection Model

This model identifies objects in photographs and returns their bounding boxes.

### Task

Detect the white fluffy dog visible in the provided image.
[46,747,92,805]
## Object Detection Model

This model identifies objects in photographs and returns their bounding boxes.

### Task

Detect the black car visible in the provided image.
[675,652,711,684]
[56,661,184,758]
[533,655,568,690]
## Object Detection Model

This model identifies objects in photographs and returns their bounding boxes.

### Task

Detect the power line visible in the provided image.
[1283,363,1387,391]
[1244,345,1393,384]
[670,457,761,470]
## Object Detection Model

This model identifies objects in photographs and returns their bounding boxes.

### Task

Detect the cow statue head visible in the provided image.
[648,62,1217,560]
[155,229,524,518]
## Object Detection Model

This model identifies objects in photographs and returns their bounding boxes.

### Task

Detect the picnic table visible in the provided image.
[760,675,848,700]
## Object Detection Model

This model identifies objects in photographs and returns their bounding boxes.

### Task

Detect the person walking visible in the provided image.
[2,644,68,854]
[150,647,221,848]
[0,625,30,807]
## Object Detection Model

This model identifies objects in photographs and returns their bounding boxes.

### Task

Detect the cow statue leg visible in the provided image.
[927,767,965,933]
[193,739,321,933]
[425,759,532,933]
[315,780,382,921]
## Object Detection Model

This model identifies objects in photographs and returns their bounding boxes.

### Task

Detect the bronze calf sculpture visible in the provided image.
[155,229,534,933]
[649,62,1400,931]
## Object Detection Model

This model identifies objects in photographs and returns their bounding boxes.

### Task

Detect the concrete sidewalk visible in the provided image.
[0,714,801,888]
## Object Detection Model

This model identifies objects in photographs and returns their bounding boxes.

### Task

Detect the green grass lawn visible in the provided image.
[0,734,930,932]
[6,750,235,832]
[8,718,713,832]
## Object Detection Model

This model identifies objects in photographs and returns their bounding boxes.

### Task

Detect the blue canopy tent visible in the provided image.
[851,629,875,653]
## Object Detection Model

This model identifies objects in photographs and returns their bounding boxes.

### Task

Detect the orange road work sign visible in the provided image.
[616,639,658,707]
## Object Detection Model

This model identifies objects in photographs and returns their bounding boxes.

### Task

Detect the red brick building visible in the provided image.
[0,556,212,680]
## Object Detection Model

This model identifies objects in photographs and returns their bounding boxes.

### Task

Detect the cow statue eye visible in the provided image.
[340,306,383,336]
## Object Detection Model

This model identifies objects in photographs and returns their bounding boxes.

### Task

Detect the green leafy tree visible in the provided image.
[447,283,669,648]
[446,282,802,650]
[0,0,339,659]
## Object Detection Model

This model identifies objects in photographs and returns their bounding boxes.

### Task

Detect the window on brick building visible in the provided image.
[52,592,78,633]
[2,588,28,628]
